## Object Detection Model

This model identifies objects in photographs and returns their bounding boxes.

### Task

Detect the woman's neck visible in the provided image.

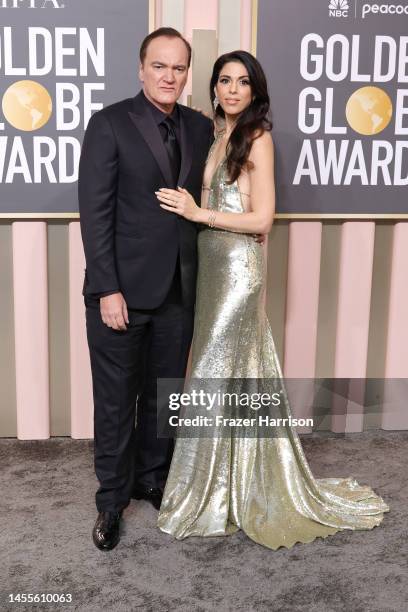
[224,113,239,137]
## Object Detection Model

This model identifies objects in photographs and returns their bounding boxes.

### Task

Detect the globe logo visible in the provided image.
[346,86,392,136]
[2,80,52,131]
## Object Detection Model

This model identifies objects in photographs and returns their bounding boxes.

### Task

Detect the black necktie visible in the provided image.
[161,116,181,187]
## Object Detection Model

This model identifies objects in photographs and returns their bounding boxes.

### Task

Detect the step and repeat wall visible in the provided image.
[0,0,148,215]
[0,0,407,438]
[257,0,408,216]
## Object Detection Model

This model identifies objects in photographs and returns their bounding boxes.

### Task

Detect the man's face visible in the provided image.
[139,36,189,113]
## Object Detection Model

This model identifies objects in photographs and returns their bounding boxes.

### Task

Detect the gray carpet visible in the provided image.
[1,431,407,612]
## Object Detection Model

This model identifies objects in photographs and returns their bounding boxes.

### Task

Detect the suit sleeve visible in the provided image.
[207,119,215,151]
[78,111,120,296]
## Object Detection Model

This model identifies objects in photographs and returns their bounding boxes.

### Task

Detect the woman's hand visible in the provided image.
[155,187,202,222]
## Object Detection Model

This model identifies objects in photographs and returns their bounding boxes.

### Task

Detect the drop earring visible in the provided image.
[213,95,219,111]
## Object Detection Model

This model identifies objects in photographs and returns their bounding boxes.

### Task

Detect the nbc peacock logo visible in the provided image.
[328,0,349,17]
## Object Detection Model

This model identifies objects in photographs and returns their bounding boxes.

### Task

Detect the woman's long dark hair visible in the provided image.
[210,50,272,184]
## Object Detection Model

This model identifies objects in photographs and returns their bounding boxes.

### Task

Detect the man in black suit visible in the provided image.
[78,27,213,551]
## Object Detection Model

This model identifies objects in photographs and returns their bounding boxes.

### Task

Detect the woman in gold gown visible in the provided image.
[155,50,389,550]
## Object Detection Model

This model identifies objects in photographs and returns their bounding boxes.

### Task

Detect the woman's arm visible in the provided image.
[156,132,276,235]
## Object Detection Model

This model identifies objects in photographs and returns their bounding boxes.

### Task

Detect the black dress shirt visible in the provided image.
[141,89,181,144]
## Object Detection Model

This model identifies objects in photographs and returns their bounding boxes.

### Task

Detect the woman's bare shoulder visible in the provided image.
[249,130,274,161]
[254,129,273,146]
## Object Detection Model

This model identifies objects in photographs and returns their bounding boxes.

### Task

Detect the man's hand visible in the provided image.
[191,105,212,119]
[100,292,129,330]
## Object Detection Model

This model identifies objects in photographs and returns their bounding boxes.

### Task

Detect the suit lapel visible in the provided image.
[178,106,193,187]
[128,92,173,186]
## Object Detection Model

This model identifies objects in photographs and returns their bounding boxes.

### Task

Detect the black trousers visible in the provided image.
[85,260,194,513]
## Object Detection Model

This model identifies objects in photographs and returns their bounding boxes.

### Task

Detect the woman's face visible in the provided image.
[215,61,252,117]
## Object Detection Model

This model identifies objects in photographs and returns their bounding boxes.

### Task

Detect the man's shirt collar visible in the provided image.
[140,89,179,126]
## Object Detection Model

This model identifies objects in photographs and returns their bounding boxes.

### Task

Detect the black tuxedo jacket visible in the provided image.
[78,91,213,309]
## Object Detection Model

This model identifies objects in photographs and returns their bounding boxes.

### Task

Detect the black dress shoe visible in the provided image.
[132,485,163,510]
[92,511,122,551]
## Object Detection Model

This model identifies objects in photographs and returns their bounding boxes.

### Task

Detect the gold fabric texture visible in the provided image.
[157,139,389,550]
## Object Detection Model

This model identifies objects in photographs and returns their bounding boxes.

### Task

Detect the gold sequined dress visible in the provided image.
[157,138,389,550]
